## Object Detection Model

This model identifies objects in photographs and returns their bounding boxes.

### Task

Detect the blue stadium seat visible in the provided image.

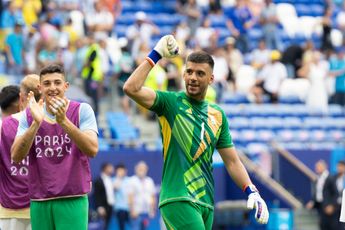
[328,130,344,142]
[257,129,275,142]
[279,96,303,104]
[209,15,227,28]
[303,117,324,129]
[247,27,264,41]
[222,93,250,104]
[114,25,128,37]
[295,4,313,17]
[308,129,327,142]
[311,4,325,17]
[282,117,303,129]
[228,117,251,129]
[295,129,312,142]
[151,13,182,26]
[328,104,344,117]
[98,138,111,151]
[216,27,232,41]
[106,112,139,141]
[116,14,135,25]
[277,129,295,142]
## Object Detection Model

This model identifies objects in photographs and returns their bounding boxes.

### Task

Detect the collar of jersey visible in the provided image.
[43,103,57,123]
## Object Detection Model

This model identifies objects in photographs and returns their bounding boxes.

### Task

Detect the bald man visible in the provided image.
[0,74,41,230]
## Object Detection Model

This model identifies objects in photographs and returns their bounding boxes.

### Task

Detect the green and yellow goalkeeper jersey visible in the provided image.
[150,91,234,209]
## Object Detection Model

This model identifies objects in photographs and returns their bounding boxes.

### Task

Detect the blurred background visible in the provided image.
[0,0,345,229]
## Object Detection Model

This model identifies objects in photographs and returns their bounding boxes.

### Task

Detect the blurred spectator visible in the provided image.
[175,21,191,46]
[61,42,76,82]
[141,61,167,120]
[195,17,217,50]
[23,26,40,74]
[126,11,160,59]
[85,1,114,38]
[336,1,345,45]
[226,0,255,53]
[301,40,316,66]
[0,2,23,30]
[4,22,24,79]
[113,163,131,230]
[333,160,345,229]
[224,36,243,91]
[320,6,334,53]
[181,0,202,41]
[81,37,104,116]
[37,38,60,70]
[205,85,217,103]
[212,46,229,102]
[99,0,122,19]
[38,12,60,42]
[329,47,345,106]
[176,0,188,14]
[144,63,168,92]
[74,37,89,77]
[298,51,329,113]
[161,58,181,92]
[97,36,111,78]
[128,161,156,230]
[62,17,79,49]
[94,163,115,230]
[252,50,287,103]
[281,44,304,78]
[306,160,339,230]
[209,0,222,15]
[259,0,281,50]
[116,38,134,115]
[250,39,271,71]
[19,0,41,27]
[135,42,151,66]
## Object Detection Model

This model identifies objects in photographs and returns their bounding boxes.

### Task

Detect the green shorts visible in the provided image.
[160,201,214,230]
[30,195,88,230]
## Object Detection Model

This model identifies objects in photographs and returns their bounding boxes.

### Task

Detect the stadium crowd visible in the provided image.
[0,0,344,119]
[0,0,345,230]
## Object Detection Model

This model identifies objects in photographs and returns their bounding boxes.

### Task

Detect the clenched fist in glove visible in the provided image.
[244,185,269,224]
[146,35,179,66]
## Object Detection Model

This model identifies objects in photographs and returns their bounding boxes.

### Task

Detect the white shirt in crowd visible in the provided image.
[129,175,155,215]
[258,61,287,93]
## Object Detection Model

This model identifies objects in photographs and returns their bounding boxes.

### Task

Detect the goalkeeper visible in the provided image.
[123,35,269,229]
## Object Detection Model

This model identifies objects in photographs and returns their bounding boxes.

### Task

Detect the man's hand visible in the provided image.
[153,35,179,58]
[50,97,68,124]
[245,185,269,224]
[28,91,44,125]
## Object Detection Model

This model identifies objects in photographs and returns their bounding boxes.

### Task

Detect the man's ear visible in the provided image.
[209,74,214,84]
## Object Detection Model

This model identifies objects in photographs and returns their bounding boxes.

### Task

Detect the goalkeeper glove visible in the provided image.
[146,35,179,66]
[244,184,269,224]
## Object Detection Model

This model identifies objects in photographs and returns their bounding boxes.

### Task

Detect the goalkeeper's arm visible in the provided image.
[218,147,269,224]
[123,35,179,109]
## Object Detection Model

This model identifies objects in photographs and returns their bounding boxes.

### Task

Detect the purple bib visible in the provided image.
[26,101,91,200]
[0,116,29,208]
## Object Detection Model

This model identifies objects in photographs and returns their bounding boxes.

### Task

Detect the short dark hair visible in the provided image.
[115,163,127,171]
[338,160,345,166]
[0,85,20,111]
[39,63,65,79]
[186,51,214,70]
[101,162,113,172]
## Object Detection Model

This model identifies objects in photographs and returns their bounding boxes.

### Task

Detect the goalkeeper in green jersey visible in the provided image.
[123,35,269,229]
